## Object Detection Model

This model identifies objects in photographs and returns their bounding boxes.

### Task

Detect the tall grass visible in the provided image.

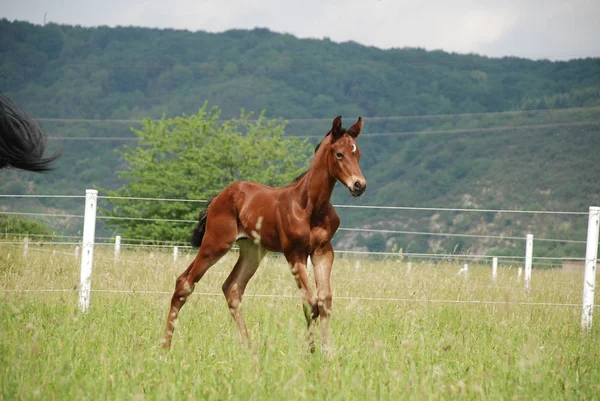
[1,244,598,400]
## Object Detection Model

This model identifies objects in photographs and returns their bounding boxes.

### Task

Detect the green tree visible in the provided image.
[101,103,312,243]
[356,233,387,252]
[0,215,55,238]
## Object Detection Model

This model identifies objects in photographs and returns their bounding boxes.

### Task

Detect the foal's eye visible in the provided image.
[336,152,344,159]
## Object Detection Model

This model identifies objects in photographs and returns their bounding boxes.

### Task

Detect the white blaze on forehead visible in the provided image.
[352,144,356,153]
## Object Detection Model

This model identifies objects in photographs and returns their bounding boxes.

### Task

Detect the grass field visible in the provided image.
[1,243,599,400]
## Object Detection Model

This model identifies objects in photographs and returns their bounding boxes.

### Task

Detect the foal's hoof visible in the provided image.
[320,343,333,359]
[311,304,320,320]
[159,336,172,350]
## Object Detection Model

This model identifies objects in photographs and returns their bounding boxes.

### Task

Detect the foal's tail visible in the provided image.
[0,94,61,172]
[191,196,215,248]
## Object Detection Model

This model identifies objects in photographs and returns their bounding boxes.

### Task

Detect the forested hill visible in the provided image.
[1,19,600,119]
[1,19,600,256]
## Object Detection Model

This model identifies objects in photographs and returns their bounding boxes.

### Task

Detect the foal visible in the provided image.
[161,116,366,350]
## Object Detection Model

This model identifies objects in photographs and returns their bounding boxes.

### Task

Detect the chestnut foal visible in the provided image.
[161,116,366,351]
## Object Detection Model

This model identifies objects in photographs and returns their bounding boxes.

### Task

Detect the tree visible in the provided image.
[101,103,313,243]
[365,233,387,252]
[0,215,55,238]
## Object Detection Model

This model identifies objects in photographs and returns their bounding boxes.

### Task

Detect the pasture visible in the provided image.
[1,244,599,400]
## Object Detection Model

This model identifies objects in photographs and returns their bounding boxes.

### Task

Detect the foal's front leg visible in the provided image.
[285,252,318,351]
[311,243,334,353]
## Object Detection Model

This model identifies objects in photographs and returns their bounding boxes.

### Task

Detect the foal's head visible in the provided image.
[322,116,367,197]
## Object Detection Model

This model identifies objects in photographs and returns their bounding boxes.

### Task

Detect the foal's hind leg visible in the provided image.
[222,240,266,344]
[161,231,235,349]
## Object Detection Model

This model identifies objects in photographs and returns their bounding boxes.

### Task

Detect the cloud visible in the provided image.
[1,0,599,59]
[479,0,600,59]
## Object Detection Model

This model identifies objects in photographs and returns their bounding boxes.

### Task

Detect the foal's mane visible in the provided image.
[292,170,308,183]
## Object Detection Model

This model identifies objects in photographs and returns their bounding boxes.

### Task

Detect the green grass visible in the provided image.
[1,244,599,400]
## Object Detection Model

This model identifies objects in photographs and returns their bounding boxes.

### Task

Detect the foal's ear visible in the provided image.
[347,117,363,139]
[331,116,343,139]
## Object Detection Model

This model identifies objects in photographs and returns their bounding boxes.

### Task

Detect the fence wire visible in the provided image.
[0,288,596,309]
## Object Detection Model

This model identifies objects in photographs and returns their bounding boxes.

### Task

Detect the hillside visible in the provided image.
[1,19,599,257]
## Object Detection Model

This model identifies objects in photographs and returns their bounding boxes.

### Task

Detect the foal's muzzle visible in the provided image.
[349,180,366,197]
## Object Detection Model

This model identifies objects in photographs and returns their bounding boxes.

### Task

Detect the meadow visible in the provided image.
[1,243,599,400]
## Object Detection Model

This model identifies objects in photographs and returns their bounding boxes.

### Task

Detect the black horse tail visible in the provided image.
[191,196,215,248]
[0,94,61,172]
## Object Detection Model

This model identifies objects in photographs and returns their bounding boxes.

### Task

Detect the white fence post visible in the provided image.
[114,235,121,262]
[23,237,29,259]
[492,257,498,284]
[581,206,600,331]
[74,246,79,260]
[524,234,533,293]
[458,263,468,279]
[173,245,179,262]
[78,189,98,312]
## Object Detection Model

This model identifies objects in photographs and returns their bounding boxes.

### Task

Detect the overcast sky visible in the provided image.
[2,0,599,60]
